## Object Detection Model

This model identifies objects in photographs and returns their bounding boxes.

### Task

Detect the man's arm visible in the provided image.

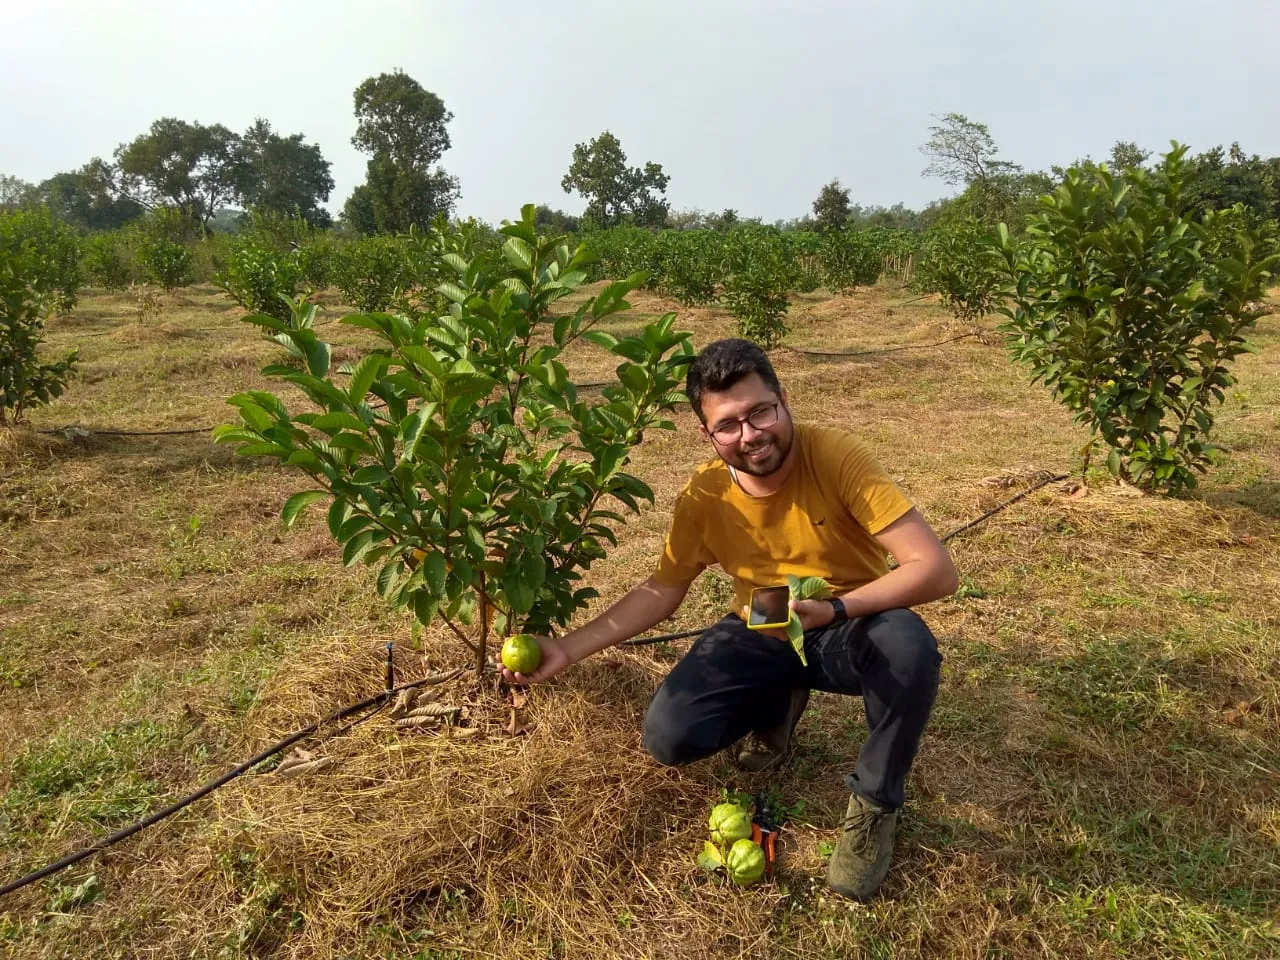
[792,508,959,629]
[499,575,692,684]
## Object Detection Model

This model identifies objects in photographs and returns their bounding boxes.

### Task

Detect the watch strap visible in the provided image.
[827,597,848,623]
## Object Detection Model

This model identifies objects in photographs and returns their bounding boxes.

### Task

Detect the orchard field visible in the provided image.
[1,271,1277,959]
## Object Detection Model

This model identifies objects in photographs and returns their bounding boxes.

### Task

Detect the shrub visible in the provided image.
[783,231,823,293]
[721,227,795,348]
[329,235,413,311]
[81,232,136,289]
[583,226,659,283]
[1,242,78,425]
[137,236,192,291]
[215,235,304,322]
[993,144,1280,493]
[214,205,693,672]
[653,230,722,306]
[297,236,339,290]
[819,230,881,294]
[913,220,1002,326]
[0,208,82,312]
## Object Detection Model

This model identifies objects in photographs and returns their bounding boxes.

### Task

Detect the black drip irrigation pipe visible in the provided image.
[0,663,463,900]
[37,425,213,437]
[622,471,1068,648]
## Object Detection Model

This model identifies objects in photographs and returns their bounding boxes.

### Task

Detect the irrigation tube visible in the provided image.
[0,473,1065,898]
[0,669,462,900]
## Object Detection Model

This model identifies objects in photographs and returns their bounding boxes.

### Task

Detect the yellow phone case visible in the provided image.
[746,586,791,630]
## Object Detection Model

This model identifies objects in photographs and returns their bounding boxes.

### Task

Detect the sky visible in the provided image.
[2,0,1279,225]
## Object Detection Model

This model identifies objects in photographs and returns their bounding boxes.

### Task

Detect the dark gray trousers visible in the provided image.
[640,608,941,809]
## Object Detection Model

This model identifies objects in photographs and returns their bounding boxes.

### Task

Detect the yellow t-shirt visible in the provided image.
[653,424,914,616]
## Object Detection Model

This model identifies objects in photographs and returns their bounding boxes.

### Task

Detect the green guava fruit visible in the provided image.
[500,634,543,675]
[708,802,752,846]
[726,837,766,886]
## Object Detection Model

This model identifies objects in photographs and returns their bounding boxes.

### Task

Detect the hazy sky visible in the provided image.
[3,0,1279,224]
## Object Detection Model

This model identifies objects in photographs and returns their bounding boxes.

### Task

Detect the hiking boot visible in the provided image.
[827,791,897,901]
[732,687,809,772]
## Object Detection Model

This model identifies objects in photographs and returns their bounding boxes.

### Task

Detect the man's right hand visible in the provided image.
[499,635,574,685]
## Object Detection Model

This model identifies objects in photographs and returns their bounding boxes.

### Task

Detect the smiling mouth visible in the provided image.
[743,443,773,461]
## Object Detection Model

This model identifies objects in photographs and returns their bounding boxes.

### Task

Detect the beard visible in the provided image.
[725,425,793,477]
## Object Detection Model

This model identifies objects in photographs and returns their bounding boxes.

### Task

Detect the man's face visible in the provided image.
[698,373,794,477]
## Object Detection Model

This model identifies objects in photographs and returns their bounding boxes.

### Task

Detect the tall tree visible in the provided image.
[37,160,144,230]
[114,118,242,232]
[561,131,670,229]
[920,113,1050,229]
[1109,140,1150,170]
[921,113,1019,187]
[343,71,459,233]
[1184,143,1277,220]
[0,174,35,213]
[812,179,852,231]
[235,119,335,227]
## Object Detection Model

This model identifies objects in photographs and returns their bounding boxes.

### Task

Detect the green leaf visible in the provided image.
[352,465,392,485]
[347,354,389,405]
[697,841,725,872]
[424,551,447,597]
[399,404,437,461]
[786,615,807,666]
[327,498,351,539]
[342,530,384,567]
[787,575,832,601]
[281,490,328,530]
[504,573,535,615]
[410,591,440,627]
[503,237,534,271]
[580,330,619,350]
[310,412,368,435]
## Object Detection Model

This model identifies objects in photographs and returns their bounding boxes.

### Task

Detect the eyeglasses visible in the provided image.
[708,402,780,445]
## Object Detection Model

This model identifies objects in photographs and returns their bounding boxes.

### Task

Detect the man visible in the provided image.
[499,338,958,901]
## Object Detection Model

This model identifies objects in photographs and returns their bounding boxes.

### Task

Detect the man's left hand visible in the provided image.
[789,598,835,633]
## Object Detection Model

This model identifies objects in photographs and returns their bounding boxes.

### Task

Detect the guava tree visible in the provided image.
[214,206,693,673]
[993,145,1279,493]
[721,226,796,348]
[1,241,78,426]
[912,220,1002,329]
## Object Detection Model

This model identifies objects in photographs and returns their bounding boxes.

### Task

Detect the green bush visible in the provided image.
[913,221,1002,325]
[81,231,136,289]
[583,226,659,283]
[188,233,230,285]
[819,230,881,294]
[138,236,192,291]
[783,232,823,293]
[330,235,413,311]
[297,236,339,290]
[1,241,78,426]
[215,235,304,322]
[0,208,82,312]
[653,230,723,306]
[721,226,795,348]
[993,144,1280,493]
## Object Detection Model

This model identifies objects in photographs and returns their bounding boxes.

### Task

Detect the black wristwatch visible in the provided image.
[827,597,848,624]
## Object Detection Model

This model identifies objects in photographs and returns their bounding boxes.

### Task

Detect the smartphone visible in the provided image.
[747,585,792,630]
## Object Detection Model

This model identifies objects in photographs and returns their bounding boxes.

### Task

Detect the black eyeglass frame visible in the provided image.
[707,401,781,445]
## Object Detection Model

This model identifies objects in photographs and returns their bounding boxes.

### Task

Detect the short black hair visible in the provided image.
[685,338,782,422]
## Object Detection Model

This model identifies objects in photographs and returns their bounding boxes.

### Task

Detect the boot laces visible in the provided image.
[842,803,888,855]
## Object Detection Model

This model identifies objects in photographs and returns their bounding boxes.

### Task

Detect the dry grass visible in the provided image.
[0,282,1277,958]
